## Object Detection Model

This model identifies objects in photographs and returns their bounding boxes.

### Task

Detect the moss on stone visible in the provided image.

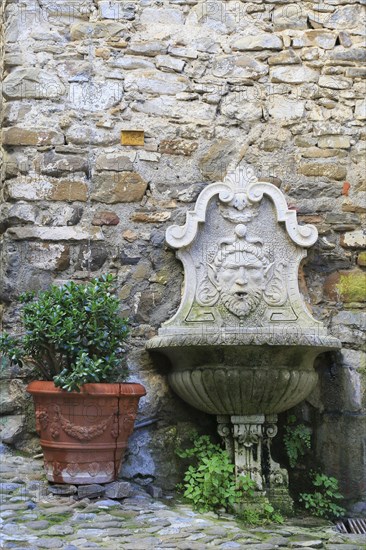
[336,271,366,303]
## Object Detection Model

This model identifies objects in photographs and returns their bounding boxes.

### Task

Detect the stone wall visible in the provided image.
[0,0,365,508]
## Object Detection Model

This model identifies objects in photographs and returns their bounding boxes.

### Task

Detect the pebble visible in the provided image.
[0,453,364,550]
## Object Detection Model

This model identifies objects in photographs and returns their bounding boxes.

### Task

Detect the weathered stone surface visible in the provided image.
[39,151,88,176]
[77,484,105,499]
[6,227,104,241]
[358,251,366,267]
[2,128,64,146]
[268,49,300,65]
[126,41,167,57]
[270,66,319,84]
[324,5,365,31]
[91,172,147,203]
[268,97,305,120]
[6,177,88,202]
[69,80,123,112]
[104,481,133,499]
[92,211,120,226]
[124,71,188,95]
[318,76,352,90]
[355,99,366,120]
[324,269,366,303]
[232,34,283,51]
[273,4,308,30]
[318,136,351,149]
[292,30,338,50]
[156,55,185,73]
[198,139,236,181]
[341,230,366,249]
[140,8,184,26]
[131,212,171,223]
[25,243,70,271]
[95,152,135,171]
[159,139,198,156]
[98,1,135,20]
[70,21,125,40]
[2,68,65,100]
[298,163,347,181]
[0,416,25,445]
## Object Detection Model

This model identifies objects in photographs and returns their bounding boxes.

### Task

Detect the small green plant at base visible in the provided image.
[284,415,311,468]
[299,472,345,520]
[176,432,241,513]
[176,432,284,524]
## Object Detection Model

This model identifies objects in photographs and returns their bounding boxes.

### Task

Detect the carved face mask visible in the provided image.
[214,251,267,317]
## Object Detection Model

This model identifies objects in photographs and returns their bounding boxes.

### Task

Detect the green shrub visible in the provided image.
[299,472,345,520]
[0,274,129,392]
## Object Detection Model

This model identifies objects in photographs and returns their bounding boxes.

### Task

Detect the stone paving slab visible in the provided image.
[0,451,365,550]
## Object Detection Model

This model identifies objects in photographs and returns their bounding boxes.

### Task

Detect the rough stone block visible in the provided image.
[2,128,64,147]
[109,57,154,70]
[124,70,188,95]
[92,211,120,226]
[2,68,66,100]
[104,481,133,499]
[0,415,25,445]
[268,97,305,120]
[357,252,366,267]
[126,41,167,57]
[98,1,135,20]
[273,4,308,30]
[140,8,184,26]
[232,34,282,51]
[77,484,105,499]
[70,21,124,40]
[91,172,147,203]
[292,30,338,50]
[40,151,88,176]
[69,80,123,112]
[25,243,70,271]
[355,99,366,120]
[340,230,366,250]
[298,163,347,181]
[317,136,350,149]
[318,76,352,90]
[159,139,198,156]
[6,226,104,241]
[324,269,366,303]
[95,152,135,171]
[324,5,365,32]
[48,485,77,496]
[131,212,171,223]
[270,66,319,84]
[6,176,88,202]
[156,55,185,73]
[133,97,216,123]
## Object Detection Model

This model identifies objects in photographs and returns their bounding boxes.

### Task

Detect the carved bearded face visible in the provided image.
[211,248,269,317]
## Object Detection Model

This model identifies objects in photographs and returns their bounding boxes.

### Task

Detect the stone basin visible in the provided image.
[148,340,339,415]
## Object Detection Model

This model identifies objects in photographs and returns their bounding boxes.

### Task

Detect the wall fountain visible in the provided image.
[147,165,341,509]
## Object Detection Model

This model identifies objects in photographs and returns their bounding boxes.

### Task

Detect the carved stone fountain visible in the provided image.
[147,165,340,509]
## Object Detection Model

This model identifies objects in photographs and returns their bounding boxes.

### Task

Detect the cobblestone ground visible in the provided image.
[1,448,365,550]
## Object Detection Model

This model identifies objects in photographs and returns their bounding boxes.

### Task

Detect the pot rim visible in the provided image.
[26,380,146,397]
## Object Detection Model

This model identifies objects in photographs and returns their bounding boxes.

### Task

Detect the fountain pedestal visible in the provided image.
[218,414,293,513]
[147,165,340,508]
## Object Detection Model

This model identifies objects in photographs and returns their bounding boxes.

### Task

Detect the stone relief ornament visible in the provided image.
[197,224,287,317]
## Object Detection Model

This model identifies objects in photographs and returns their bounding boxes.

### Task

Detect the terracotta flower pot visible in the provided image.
[27,381,146,485]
